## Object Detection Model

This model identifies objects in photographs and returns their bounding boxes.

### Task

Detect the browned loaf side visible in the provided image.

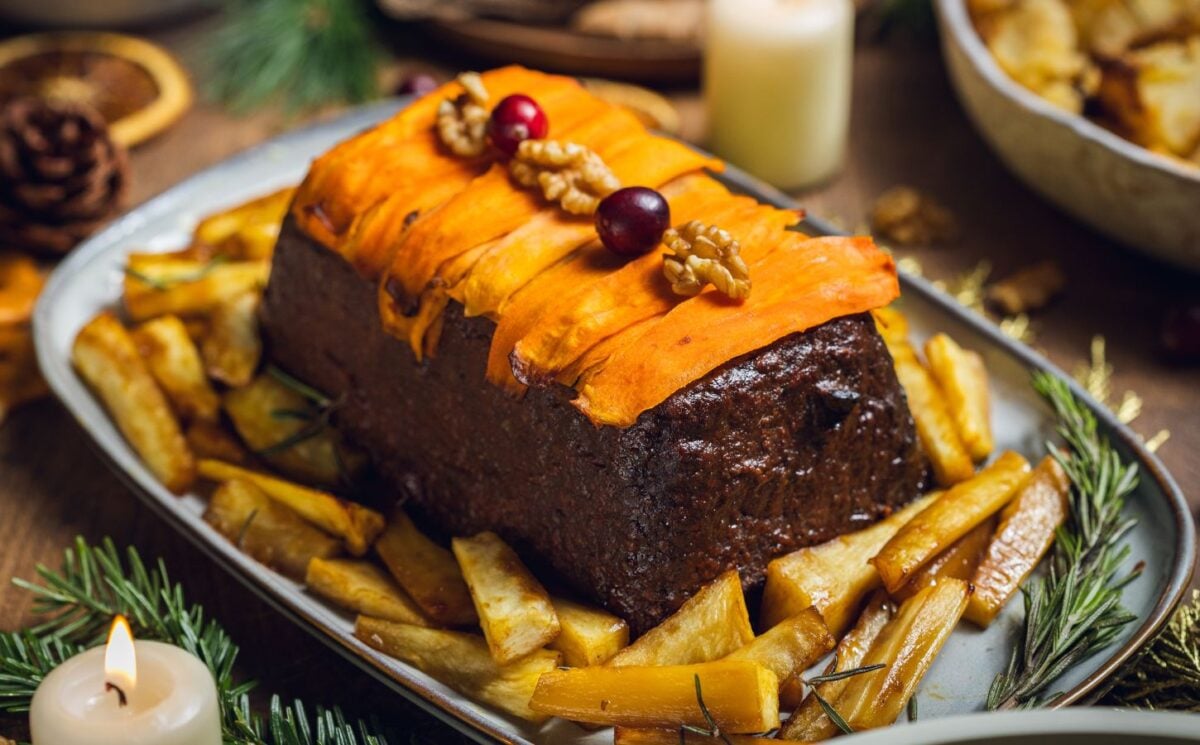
[262,217,929,633]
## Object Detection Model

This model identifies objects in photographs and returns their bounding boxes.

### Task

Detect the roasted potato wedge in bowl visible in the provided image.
[934,0,1200,271]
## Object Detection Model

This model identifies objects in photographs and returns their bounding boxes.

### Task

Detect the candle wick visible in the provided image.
[105,681,128,707]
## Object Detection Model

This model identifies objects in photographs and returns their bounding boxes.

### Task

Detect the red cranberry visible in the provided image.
[1162,304,1200,362]
[488,94,548,156]
[596,187,671,257]
[396,73,439,96]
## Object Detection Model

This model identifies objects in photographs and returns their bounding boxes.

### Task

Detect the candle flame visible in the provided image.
[104,615,137,697]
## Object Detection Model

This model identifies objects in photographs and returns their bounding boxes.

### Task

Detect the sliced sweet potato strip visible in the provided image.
[509,197,800,387]
[342,93,616,281]
[393,132,721,358]
[574,236,900,427]
[484,178,746,392]
[293,66,576,246]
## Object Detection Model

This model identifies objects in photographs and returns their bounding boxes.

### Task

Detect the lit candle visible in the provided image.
[705,0,855,190]
[29,616,221,745]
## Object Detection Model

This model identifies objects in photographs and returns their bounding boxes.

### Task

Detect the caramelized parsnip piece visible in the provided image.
[608,570,753,667]
[550,597,629,667]
[529,660,779,732]
[892,516,996,602]
[223,373,358,487]
[761,494,937,635]
[925,333,994,461]
[888,338,975,486]
[306,557,431,627]
[832,580,970,732]
[196,459,383,555]
[966,456,1069,627]
[355,615,560,722]
[615,729,779,744]
[204,478,340,579]
[132,315,220,423]
[72,312,195,493]
[193,186,295,261]
[452,532,561,664]
[779,592,895,741]
[185,420,253,465]
[723,607,834,690]
[374,511,477,627]
[872,451,1030,593]
[202,290,261,387]
[871,305,909,345]
[123,256,269,322]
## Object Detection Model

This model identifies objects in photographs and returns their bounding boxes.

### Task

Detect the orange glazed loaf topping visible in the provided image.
[291,66,900,427]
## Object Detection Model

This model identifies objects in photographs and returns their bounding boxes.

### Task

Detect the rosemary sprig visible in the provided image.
[987,372,1142,710]
[799,658,886,736]
[208,0,380,113]
[0,538,389,745]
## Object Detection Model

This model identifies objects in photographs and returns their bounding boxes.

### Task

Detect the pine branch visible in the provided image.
[1104,589,1200,711]
[0,538,390,745]
[208,0,380,114]
[987,372,1142,710]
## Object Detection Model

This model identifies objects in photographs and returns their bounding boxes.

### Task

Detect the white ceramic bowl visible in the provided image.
[843,709,1200,744]
[934,0,1200,272]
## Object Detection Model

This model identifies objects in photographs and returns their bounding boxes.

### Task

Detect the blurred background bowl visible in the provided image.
[934,0,1200,273]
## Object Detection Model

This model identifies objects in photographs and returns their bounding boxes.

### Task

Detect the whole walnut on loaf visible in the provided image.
[0,98,129,256]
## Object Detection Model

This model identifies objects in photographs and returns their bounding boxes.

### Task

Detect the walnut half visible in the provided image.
[508,139,621,215]
[436,72,490,157]
[662,220,751,300]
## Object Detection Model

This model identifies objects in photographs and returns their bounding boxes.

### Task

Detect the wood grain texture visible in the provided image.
[0,23,1195,742]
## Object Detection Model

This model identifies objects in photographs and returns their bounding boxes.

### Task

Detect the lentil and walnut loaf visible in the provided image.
[262,216,928,633]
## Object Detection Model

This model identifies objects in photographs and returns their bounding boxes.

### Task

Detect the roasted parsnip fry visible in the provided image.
[831,580,969,732]
[925,333,994,461]
[305,557,431,627]
[873,451,1030,593]
[724,607,834,691]
[204,478,340,579]
[871,305,909,345]
[761,493,937,635]
[530,660,779,732]
[374,511,478,627]
[550,597,629,667]
[355,615,559,722]
[608,570,753,667]
[615,729,778,744]
[966,455,1069,627]
[223,372,348,486]
[133,315,220,423]
[202,290,261,387]
[779,591,895,741]
[888,338,975,486]
[194,187,294,261]
[72,312,195,493]
[123,255,269,322]
[452,531,561,664]
[196,458,383,555]
[892,516,995,602]
[185,420,253,465]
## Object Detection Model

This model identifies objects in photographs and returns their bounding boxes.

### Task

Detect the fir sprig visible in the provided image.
[209,0,380,114]
[1105,589,1200,711]
[0,538,389,745]
[987,372,1142,710]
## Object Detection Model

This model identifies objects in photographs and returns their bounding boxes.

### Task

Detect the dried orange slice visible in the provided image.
[0,32,192,148]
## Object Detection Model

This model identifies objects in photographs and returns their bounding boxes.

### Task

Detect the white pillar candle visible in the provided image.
[705,0,855,190]
[29,618,221,745]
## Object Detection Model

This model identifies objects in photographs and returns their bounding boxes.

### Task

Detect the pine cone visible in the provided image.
[0,97,129,256]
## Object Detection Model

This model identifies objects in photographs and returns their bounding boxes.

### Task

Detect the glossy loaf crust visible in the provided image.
[262,217,928,632]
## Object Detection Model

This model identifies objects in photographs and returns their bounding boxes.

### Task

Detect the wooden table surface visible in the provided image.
[1,17,1196,743]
